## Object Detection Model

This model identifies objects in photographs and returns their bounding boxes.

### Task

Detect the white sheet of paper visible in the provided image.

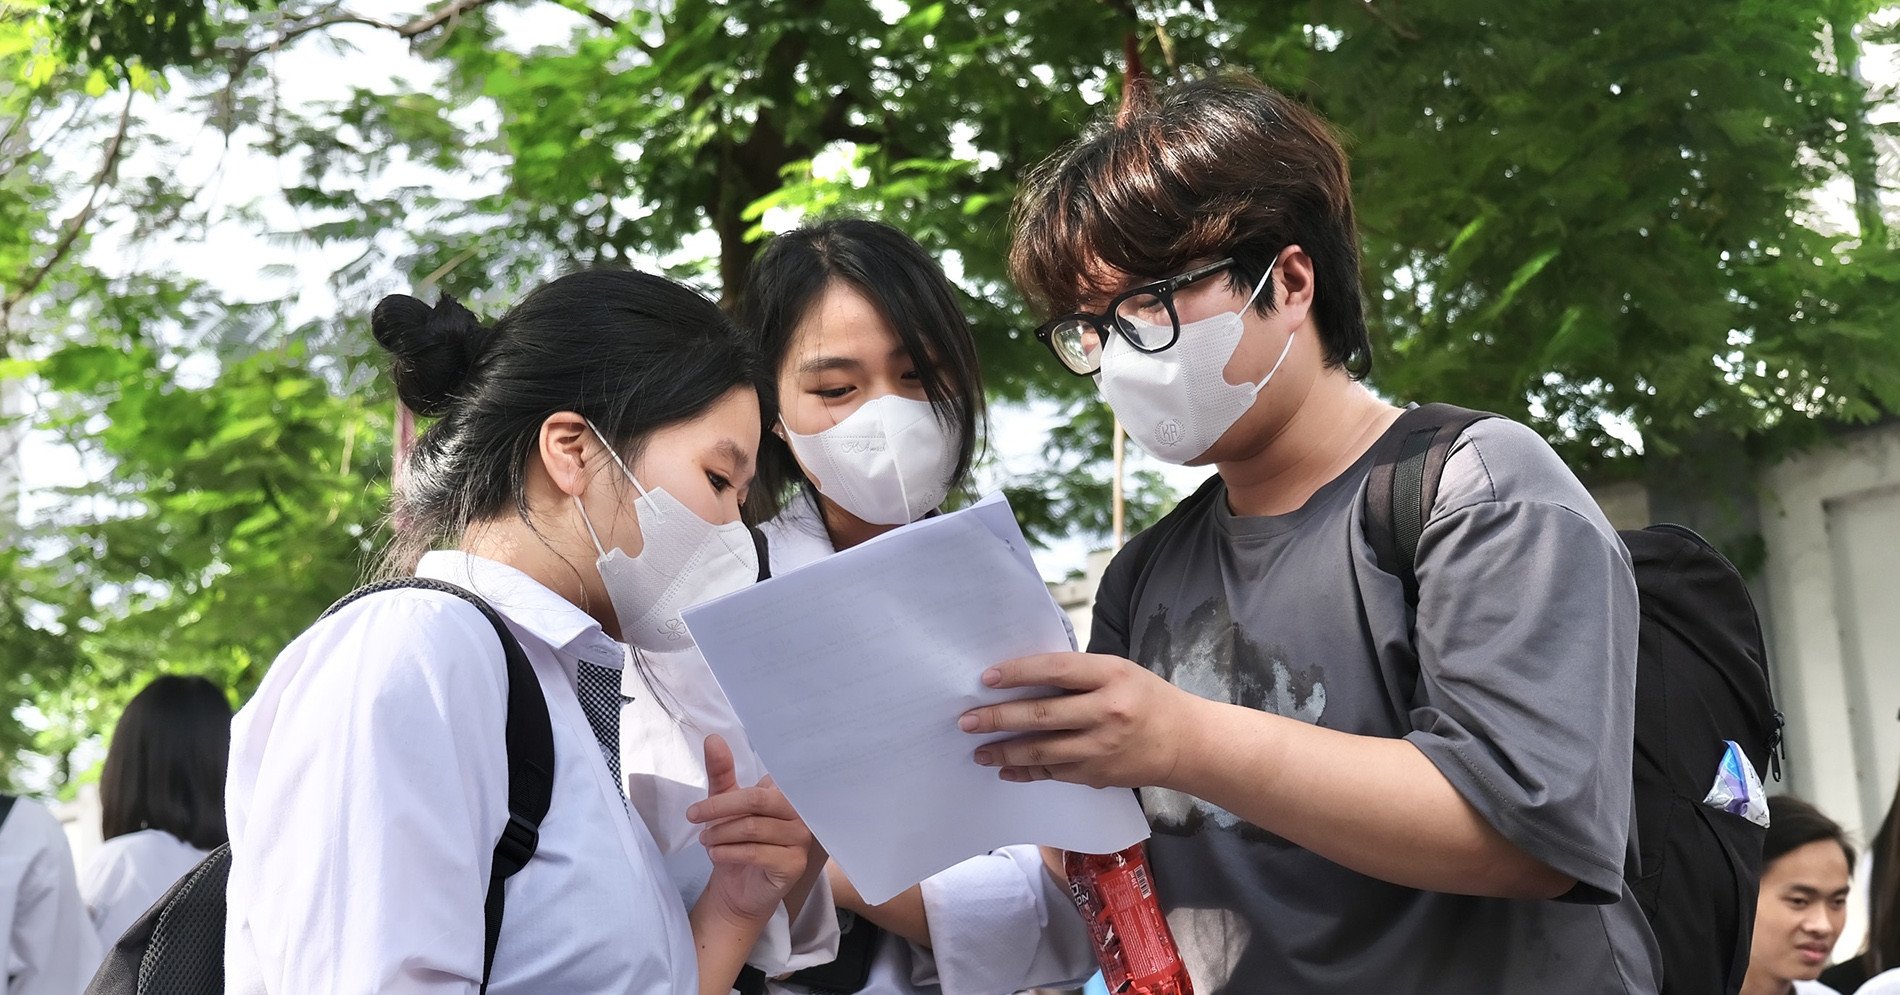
[682,492,1150,904]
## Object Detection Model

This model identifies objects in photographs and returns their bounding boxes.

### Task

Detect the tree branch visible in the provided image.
[228,0,506,77]
[549,0,620,31]
[0,90,135,356]
[1355,0,1420,41]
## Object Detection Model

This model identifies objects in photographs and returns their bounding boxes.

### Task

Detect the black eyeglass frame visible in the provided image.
[1031,257,1241,376]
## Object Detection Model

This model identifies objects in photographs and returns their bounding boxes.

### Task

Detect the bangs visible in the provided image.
[1012,116,1248,314]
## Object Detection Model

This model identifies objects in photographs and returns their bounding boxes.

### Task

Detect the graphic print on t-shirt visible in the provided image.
[1136,593,1326,838]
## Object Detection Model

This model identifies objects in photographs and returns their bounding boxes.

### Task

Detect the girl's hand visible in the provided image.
[685,734,813,924]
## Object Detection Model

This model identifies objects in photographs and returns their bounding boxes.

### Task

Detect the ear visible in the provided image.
[539,411,595,498]
[1274,245,1316,315]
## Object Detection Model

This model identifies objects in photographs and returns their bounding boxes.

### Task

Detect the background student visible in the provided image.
[0,793,98,995]
[80,674,232,950]
[1744,796,1856,995]
[723,217,1094,994]
[224,269,815,994]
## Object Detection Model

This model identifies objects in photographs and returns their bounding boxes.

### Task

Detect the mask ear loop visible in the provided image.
[1242,255,1280,310]
[1241,256,1293,399]
[1246,328,1299,401]
[585,418,658,503]
[574,496,610,559]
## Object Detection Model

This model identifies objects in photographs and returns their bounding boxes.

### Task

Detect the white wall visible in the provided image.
[1759,424,1900,844]
[1048,549,1113,644]
[52,782,103,873]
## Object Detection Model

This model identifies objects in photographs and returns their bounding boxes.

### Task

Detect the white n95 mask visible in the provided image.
[576,422,759,652]
[781,394,958,526]
[1097,259,1295,464]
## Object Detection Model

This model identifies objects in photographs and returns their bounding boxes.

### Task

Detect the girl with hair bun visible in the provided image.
[223,269,821,994]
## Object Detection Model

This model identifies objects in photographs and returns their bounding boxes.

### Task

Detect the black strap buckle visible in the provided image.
[496,812,540,872]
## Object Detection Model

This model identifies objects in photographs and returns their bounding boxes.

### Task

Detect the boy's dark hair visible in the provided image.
[101,675,233,850]
[1010,71,1372,379]
[372,269,767,570]
[1764,794,1856,872]
[734,218,985,523]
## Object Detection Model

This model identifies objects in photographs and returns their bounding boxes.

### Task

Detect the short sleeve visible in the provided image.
[227,592,511,992]
[1403,419,1640,903]
[1086,538,1144,659]
[7,799,102,995]
[751,870,841,975]
[921,845,1095,992]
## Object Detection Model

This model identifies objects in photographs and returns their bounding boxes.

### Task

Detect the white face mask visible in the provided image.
[780,394,958,526]
[575,423,760,652]
[1096,259,1295,465]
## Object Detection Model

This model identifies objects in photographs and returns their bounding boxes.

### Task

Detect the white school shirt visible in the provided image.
[225,551,698,994]
[1856,969,1900,995]
[0,796,99,995]
[756,493,1098,995]
[80,829,208,950]
[621,646,842,984]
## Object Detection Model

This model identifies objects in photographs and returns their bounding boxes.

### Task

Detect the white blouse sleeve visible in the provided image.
[226,593,511,994]
[920,845,1096,994]
[5,799,101,995]
[751,872,840,975]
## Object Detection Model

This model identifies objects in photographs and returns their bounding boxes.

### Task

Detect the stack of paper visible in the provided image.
[681,492,1150,904]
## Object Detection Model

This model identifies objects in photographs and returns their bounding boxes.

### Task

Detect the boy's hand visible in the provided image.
[957,652,1202,790]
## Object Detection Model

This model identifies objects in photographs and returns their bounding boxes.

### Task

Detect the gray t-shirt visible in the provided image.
[1089,417,1661,993]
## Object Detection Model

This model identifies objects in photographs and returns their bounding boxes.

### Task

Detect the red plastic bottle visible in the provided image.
[1064,844,1194,995]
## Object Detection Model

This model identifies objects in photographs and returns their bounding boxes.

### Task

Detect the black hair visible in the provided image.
[1851,777,1900,975]
[100,675,233,849]
[733,218,986,524]
[1764,794,1857,872]
[372,268,767,572]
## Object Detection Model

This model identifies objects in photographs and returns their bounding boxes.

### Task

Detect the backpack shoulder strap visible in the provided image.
[1364,403,1500,607]
[750,526,772,582]
[319,577,554,992]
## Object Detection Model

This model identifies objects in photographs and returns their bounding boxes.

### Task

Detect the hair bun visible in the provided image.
[371,294,491,418]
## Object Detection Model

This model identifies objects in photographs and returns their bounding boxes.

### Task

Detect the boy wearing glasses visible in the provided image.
[958,74,1660,991]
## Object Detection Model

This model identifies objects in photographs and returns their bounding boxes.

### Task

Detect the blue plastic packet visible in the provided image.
[1702,739,1770,828]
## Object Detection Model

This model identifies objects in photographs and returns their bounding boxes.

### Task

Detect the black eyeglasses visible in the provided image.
[1031,258,1240,376]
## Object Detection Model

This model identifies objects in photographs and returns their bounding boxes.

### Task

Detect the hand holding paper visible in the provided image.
[681,493,1149,904]
[958,650,1202,790]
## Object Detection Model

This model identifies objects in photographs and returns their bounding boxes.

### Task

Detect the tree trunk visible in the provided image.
[1831,5,1889,248]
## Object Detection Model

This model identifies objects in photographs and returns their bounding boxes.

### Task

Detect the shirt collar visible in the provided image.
[758,490,836,574]
[415,550,626,667]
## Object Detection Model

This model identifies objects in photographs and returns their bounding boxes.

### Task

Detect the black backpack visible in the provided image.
[85,578,555,995]
[1365,404,1783,995]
